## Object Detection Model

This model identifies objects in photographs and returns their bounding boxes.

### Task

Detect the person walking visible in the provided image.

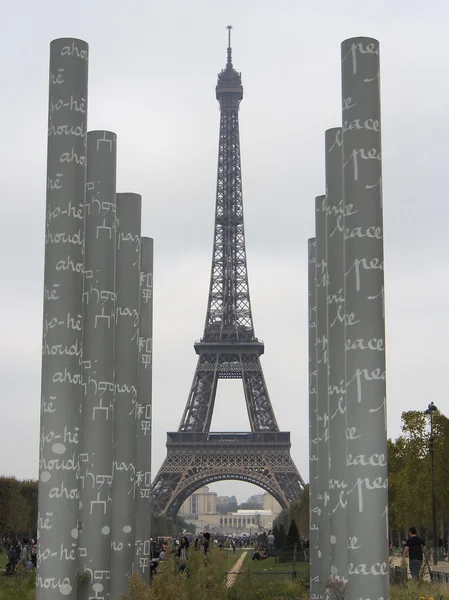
[267,530,275,557]
[403,527,426,580]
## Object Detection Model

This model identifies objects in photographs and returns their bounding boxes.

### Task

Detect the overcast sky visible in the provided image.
[1,0,448,503]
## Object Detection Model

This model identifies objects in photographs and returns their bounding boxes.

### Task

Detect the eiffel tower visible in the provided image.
[151,27,305,517]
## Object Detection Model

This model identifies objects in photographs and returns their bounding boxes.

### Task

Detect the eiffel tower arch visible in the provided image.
[151,28,305,518]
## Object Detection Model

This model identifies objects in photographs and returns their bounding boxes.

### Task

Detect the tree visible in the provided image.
[286,519,301,548]
[288,486,309,537]
[20,479,38,535]
[276,524,286,550]
[0,476,35,536]
[228,496,238,513]
[387,410,449,539]
[239,502,263,510]
[216,503,230,514]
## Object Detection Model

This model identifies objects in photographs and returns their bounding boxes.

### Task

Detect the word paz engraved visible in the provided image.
[117,231,141,250]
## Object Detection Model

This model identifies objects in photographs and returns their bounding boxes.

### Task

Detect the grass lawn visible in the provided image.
[238,551,308,576]
[223,549,241,565]
[228,553,307,599]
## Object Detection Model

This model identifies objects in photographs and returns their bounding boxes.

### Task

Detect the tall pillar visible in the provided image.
[37,38,88,600]
[341,37,388,600]
[315,194,329,597]
[111,193,142,599]
[134,236,154,581]
[325,127,348,585]
[308,237,319,600]
[79,131,117,599]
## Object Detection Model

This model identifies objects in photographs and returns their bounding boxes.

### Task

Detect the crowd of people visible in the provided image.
[151,532,253,561]
[0,537,37,575]
[1,529,310,580]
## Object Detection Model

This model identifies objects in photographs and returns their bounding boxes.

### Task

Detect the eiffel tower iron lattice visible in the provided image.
[151,28,305,517]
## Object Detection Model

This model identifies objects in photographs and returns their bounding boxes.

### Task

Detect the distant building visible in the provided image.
[220,509,275,532]
[247,493,264,505]
[179,486,217,517]
[263,494,282,514]
[180,488,282,534]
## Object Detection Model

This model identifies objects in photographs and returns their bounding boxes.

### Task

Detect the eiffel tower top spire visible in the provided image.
[226,24,233,68]
[216,26,243,103]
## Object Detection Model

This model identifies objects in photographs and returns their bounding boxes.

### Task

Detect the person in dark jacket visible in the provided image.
[202,532,210,555]
[403,527,426,579]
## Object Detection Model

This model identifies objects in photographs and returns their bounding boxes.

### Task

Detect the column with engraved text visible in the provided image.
[325,127,348,586]
[308,237,319,599]
[315,194,330,597]
[134,236,154,581]
[341,37,388,600]
[111,193,142,599]
[79,131,117,599]
[37,38,88,600]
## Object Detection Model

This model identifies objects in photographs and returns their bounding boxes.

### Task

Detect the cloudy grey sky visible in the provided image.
[1,0,448,502]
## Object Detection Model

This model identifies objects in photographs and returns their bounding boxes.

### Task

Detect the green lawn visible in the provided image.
[238,551,308,575]
[227,553,307,599]
[224,548,248,571]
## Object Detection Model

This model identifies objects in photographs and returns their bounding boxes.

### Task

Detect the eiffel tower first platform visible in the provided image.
[151,27,305,518]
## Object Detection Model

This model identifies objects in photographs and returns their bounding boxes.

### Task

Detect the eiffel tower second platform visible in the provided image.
[151,29,305,517]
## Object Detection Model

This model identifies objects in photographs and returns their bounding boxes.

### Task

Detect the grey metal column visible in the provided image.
[315,194,329,597]
[341,37,388,600]
[134,236,153,581]
[79,131,117,600]
[325,127,348,586]
[111,193,142,599]
[37,38,88,600]
[308,237,319,600]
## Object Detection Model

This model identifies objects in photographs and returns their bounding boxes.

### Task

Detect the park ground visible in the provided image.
[1,547,449,599]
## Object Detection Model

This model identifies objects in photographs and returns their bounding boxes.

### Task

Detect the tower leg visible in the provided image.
[37,37,88,600]
[79,130,117,599]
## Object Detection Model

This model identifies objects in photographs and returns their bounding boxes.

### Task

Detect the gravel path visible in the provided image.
[226,551,248,588]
